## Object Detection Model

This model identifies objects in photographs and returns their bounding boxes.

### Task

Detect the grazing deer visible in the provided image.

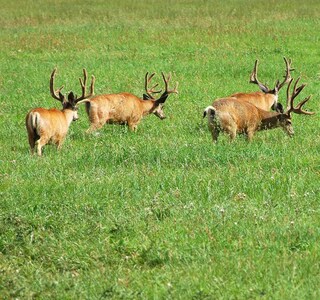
[203,77,314,142]
[231,57,294,112]
[26,68,95,156]
[77,72,178,132]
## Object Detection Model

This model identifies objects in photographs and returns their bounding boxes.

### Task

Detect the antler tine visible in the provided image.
[286,77,314,115]
[294,95,315,115]
[249,59,270,93]
[291,77,306,102]
[144,72,161,99]
[153,72,178,104]
[75,69,95,103]
[286,78,293,110]
[78,68,87,99]
[161,72,178,94]
[286,77,304,111]
[89,75,95,96]
[249,59,259,83]
[146,72,155,84]
[290,94,314,116]
[276,57,295,91]
[50,68,65,102]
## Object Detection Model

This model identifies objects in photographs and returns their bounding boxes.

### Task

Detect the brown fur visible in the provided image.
[204,76,314,143]
[230,91,278,111]
[203,98,293,142]
[84,92,166,132]
[81,72,178,133]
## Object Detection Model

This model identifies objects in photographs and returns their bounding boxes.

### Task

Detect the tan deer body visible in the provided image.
[26,107,77,155]
[84,92,165,132]
[204,98,290,142]
[81,72,178,133]
[204,77,314,142]
[26,68,95,156]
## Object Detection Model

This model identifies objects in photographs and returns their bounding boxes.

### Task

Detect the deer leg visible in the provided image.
[128,119,139,132]
[86,122,104,133]
[246,129,255,142]
[128,123,138,132]
[211,130,219,142]
[86,107,106,133]
[35,138,45,156]
[209,125,219,143]
[27,135,36,155]
[56,138,65,150]
[226,126,237,141]
[35,135,51,156]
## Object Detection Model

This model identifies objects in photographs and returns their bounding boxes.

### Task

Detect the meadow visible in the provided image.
[0,0,320,299]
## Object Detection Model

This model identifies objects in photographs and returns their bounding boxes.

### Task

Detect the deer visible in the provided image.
[26,68,95,156]
[230,57,294,113]
[76,72,178,133]
[203,77,314,143]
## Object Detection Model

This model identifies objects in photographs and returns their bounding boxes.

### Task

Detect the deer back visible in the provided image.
[230,91,278,111]
[86,92,154,123]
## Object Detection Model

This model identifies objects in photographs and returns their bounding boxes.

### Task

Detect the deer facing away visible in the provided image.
[230,57,294,113]
[77,72,178,133]
[26,68,95,156]
[203,77,314,142]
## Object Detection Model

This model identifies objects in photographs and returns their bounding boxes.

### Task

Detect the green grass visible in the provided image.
[1,0,320,299]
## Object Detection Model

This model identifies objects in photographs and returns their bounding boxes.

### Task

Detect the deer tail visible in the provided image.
[28,112,41,136]
[203,106,216,118]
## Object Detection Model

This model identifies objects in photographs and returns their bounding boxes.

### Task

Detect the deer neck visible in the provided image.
[258,111,282,131]
[63,108,75,126]
[141,99,157,116]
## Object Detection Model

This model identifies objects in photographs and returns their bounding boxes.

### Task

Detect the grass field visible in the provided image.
[1,0,320,299]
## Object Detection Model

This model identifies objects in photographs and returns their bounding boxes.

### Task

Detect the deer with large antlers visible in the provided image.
[26,68,95,155]
[230,57,294,112]
[78,72,178,133]
[203,77,314,142]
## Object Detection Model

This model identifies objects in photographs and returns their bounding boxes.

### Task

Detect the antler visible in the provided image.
[142,72,178,103]
[249,60,270,93]
[250,57,294,94]
[154,72,178,104]
[50,68,65,102]
[286,77,314,116]
[144,72,161,99]
[74,68,95,103]
[161,72,179,95]
[275,57,294,91]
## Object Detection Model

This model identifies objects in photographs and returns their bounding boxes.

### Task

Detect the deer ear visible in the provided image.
[143,93,151,100]
[58,92,65,101]
[67,92,78,107]
[68,92,75,101]
[275,102,284,113]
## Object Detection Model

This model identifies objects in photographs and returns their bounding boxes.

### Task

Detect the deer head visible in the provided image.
[50,68,95,121]
[143,72,178,119]
[250,57,294,112]
[278,77,314,137]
